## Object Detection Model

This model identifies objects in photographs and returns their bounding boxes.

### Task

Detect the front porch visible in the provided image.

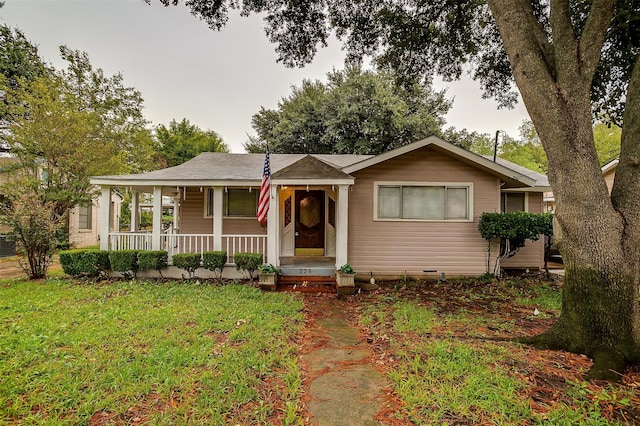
[91,153,356,275]
[97,183,351,273]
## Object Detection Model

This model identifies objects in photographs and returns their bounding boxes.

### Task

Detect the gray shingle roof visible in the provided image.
[96,153,371,182]
[488,156,549,187]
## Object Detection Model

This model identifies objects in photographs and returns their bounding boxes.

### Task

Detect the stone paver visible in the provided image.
[300,296,388,426]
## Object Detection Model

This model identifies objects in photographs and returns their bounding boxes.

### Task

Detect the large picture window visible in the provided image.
[376,183,471,221]
[206,188,258,218]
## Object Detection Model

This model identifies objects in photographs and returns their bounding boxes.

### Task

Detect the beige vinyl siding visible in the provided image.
[223,219,266,235]
[603,168,616,193]
[180,187,212,234]
[179,187,266,236]
[348,147,501,276]
[501,192,545,269]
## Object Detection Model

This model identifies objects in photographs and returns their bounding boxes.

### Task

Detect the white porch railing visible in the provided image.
[108,232,267,264]
[109,232,152,251]
[222,234,268,264]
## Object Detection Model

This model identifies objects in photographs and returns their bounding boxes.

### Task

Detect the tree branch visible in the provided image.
[579,0,616,78]
[550,0,578,83]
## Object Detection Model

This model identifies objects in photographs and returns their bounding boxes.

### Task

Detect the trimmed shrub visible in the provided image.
[233,252,263,279]
[109,250,139,279]
[202,251,227,278]
[137,250,168,277]
[59,249,110,278]
[172,252,201,279]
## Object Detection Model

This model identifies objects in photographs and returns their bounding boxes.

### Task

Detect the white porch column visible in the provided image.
[335,184,349,268]
[99,186,111,251]
[266,184,278,266]
[213,187,223,251]
[130,190,139,232]
[152,186,163,250]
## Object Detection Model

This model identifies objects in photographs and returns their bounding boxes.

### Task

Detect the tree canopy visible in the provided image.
[0,25,47,90]
[155,118,229,167]
[162,0,640,379]
[245,67,450,154]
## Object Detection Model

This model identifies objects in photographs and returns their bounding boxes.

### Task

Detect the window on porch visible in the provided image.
[206,188,258,218]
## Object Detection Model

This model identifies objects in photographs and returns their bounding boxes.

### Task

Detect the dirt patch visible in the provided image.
[0,255,62,280]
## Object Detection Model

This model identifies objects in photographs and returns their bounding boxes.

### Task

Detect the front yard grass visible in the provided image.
[1,274,638,425]
[357,278,640,425]
[0,278,304,425]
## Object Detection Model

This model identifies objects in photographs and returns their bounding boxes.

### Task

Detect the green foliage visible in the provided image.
[478,212,554,258]
[593,122,621,166]
[498,122,548,173]
[0,24,47,92]
[246,66,450,154]
[155,118,229,167]
[202,251,227,277]
[108,250,139,279]
[136,250,168,275]
[443,128,494,154]
[171,252,202,279]
[233,252,263,279]
[338,264,355,274]
[59,249,110,278]
[0,280,304,424]
[258,263,278,274]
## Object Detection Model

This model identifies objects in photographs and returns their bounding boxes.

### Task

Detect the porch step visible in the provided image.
[277,275,337,293]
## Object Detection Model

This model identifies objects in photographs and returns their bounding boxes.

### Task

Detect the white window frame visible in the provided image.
[78,204,92,230]
[373,181,474,222]
[204,187,258,219]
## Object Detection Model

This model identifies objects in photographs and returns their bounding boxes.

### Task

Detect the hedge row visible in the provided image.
[58,249,237,279]
[59,249,168,278]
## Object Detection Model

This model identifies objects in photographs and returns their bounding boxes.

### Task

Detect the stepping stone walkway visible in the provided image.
[300,295,389,425]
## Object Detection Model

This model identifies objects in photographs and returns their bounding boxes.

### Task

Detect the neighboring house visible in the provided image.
[0,157,16,257]
[68,191,123,248]
[601,158,618,193]
[90,136,550,278]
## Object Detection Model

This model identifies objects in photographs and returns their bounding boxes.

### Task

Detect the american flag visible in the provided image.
[257,149,271,223]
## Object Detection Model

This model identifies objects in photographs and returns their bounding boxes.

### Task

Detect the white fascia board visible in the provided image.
[502,186,552,193]
[342,135,537,187]
[601,158,619,173]
[89,178,262,187]
[272,178,355,186]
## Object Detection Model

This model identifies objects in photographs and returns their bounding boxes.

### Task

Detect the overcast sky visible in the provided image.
[1,0,531,153]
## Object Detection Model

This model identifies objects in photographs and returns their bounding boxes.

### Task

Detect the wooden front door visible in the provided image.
[295,190,325,255]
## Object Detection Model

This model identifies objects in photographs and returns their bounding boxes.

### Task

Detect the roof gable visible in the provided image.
[272,155,352,180]
[343,136,541,188]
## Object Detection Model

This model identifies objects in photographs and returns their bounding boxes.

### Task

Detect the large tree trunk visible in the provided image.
[489,0,640,380]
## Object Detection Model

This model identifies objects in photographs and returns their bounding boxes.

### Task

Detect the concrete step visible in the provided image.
[279,266,336,277]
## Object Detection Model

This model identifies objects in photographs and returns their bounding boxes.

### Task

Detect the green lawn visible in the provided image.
[357,279,639,425]
[0,279,304,425]
[1,276,638,425]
